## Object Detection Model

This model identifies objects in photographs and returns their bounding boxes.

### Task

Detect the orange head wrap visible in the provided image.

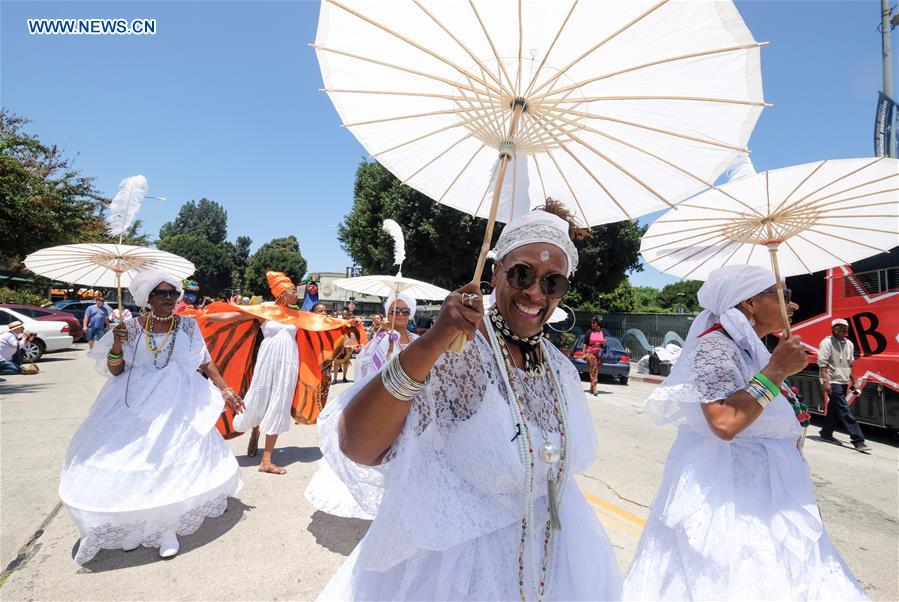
[266,271,295,298]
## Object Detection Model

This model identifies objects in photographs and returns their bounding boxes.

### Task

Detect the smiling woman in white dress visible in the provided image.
[59,270,244,563]
[623,265,867,601]
[316,202,621,601]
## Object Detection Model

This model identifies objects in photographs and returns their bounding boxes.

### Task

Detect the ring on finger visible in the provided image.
[460,292,479,307]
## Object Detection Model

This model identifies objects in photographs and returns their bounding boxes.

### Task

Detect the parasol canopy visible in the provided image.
[316,0,767,225]
[24,243,196,289]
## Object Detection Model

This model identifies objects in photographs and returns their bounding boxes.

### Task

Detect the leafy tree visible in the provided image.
[338,161,491,289]
[633,285,666,313]
[226,235,253,294]
[156,234,234,296]
[658,280,703,313]
[159,198,228,244]
[244,235,307,298]
[565,278,636,313]
[339,160,645,296]
[0,111,105,266]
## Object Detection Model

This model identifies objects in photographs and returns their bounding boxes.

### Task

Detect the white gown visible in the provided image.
[623,331,867,601]
[232,320,298,435]
[60,316,241,564]
[304,330,417,520]
[317,330,622,601]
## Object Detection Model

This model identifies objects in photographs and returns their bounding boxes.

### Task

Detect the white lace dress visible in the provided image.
[304,330,418,520]
[59,317,241,564]
[316,330,622,601]
[623,331,867,601]
[232,320,298,435]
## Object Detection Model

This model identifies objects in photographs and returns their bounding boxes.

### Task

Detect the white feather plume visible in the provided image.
[107,175,148,238]
[382,219,406,275]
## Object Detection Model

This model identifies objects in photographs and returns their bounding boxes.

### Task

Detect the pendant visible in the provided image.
[540,441,561,464]
[547,470,562,531]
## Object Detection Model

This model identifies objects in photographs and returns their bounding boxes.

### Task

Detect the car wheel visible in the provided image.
[618,376,629,385]
[23,339,45,362]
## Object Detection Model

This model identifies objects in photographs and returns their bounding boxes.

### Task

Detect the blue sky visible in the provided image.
[3,1,895,289]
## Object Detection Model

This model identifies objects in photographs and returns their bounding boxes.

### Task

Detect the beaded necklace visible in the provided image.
[485,313,570,602]
[144,313,180,369]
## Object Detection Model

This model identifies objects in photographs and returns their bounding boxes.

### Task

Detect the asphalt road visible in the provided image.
[1,345,896,600]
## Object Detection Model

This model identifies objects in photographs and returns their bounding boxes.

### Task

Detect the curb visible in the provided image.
[628,373,665,385]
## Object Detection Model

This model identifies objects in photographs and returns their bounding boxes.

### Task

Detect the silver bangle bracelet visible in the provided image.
[381,353,427,402]
[745,380,775,408]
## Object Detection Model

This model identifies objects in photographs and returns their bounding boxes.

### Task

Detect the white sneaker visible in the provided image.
[158,530,179,558]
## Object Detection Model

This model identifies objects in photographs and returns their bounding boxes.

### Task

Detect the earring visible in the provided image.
[749,315,756,326]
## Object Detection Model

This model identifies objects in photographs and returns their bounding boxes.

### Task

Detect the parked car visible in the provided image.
[567,333,631,385]
[49,300,140,325]
[0,307,74,361]
[0,304,84,342]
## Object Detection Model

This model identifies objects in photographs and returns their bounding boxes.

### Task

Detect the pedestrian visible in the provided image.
[301,279,320,311]
[585,315,605,395]
[818,318,870,452]
[205,272,301,475]
[315,202,621,600]
[0,321,33,375]
[82,294,110,350]
[366,313,385,340]
[623,265,866,601]
[59,270,244,562]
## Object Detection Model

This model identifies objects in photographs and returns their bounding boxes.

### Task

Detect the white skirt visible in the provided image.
[60,364,241,564]
[305,460,375,520]
[232,325,298,435]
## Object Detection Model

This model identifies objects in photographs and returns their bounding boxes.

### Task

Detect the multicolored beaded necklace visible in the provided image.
[144,313,180,369]
[485,310,569,602]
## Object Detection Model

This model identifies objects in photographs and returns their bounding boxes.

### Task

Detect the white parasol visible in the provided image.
[641,156,899,333]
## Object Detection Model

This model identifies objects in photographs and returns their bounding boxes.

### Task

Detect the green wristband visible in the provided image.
[107,351,123,359]
[754,372,780,396]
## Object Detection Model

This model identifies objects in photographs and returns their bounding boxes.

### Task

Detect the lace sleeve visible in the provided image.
[645,333,749,427]
[181,316,212,369]
[87,319,142,376]
[691,335,746,403]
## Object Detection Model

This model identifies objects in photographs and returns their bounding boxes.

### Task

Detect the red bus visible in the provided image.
[785,247,898,430]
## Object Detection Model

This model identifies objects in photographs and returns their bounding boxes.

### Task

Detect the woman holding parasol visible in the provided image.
[317,201,621,601]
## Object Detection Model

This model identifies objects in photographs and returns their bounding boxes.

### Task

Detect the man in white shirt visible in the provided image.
[0,321,33,375]
[817,318,870,452]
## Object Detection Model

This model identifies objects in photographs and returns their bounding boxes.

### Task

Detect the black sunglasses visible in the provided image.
[150,288,180,298]
[504,263,570,299]
[390,307,412,316]
[759,287,791,303]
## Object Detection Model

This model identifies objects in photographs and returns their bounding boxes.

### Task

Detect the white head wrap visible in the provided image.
[492,210,579,276]
[686,265,776,372]
[384,290,417,319]
[645,265,779,427]
[128,269,184,307]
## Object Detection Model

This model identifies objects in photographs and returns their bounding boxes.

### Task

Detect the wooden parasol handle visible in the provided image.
[766,243,792,337]
[449,101,526,353]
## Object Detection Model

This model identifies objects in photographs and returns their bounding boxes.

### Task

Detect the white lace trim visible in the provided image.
[73,494,229,564]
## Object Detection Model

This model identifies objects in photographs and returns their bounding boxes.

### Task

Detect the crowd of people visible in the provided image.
[7,201,870,600]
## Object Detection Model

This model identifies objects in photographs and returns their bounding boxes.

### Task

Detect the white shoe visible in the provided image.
[158,531,179,558]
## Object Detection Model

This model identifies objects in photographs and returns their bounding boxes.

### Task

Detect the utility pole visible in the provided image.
[882,0,894,100]
[881,0,897,157]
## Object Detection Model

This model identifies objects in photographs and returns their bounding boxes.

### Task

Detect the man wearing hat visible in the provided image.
[0,321,34,375]
[817,318,870,452]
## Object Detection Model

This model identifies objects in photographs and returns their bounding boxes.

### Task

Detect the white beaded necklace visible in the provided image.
[484,316,571,602]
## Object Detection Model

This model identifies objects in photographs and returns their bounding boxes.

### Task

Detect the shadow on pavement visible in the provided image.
[307,511,369,556]
[0,381,51,395]
[236,446,323,468]
[75,497,253,573]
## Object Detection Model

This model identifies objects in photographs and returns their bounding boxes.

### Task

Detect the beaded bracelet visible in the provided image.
[753,372,781,396]
[381,354,427,402]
